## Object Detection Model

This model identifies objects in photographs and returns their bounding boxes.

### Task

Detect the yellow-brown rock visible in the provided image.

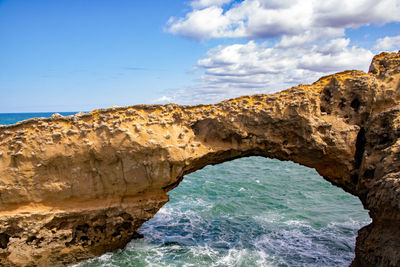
[0,51,399,266]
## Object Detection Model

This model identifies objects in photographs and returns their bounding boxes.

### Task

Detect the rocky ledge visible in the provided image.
[0,52,399,266]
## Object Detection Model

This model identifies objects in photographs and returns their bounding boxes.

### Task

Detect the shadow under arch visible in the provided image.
[83,156,371,266]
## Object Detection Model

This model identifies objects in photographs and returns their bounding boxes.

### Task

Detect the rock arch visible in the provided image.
[0,52,399,266]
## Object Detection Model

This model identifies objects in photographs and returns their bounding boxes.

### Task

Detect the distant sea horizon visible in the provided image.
[0,112,81,126]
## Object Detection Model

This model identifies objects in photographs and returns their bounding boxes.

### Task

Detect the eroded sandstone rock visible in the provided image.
[0,52,399,266]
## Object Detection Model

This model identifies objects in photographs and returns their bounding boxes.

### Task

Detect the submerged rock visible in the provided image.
[0,52,399,266]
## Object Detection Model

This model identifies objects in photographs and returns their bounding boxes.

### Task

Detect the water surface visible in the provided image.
[0,112,78,125]
[80,157,370,267]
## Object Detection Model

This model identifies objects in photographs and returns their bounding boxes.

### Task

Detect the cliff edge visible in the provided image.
[0,51,399,266]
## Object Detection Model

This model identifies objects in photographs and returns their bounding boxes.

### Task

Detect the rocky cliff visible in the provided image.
[0,51,399,266]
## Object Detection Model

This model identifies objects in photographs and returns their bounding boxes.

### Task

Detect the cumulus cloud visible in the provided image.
[154,95,173,103]
[167,6,236,40]
[374,35,400,52]
[173,38,373,104]
[167,0,400,41]
[163,0,394,104]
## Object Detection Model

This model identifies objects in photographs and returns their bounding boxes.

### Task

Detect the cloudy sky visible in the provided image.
[1,0,399,112]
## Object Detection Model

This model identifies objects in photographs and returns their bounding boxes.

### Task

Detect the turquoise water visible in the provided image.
[1,113,371,267]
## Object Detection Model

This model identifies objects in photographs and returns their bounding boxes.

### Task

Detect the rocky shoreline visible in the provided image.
[0,51,399,266]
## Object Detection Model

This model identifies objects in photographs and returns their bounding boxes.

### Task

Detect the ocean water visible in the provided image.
[0,112,78,125]
[1,113,371,267]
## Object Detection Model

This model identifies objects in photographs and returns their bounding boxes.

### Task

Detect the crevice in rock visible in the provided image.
[351,127,367,191]
[355,127,366,169]
[0,233,10,249]
[26,235,44,247]
[323,88,332,102]
[339,98,346,110]
[363,168,375,180]
[351,98,361,112]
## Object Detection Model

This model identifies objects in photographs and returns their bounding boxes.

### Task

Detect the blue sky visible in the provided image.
[1,0,399,112]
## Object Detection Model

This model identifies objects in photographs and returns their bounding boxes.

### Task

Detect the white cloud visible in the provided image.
[154,96,173,103]
[173,38,373,104]
[276,28,344,48]
[374,35,400,52]
[167,0,400,41]
[167,6,235,40]
[314,0,399,27]
[163,0,393,104]
[298,39,373,72]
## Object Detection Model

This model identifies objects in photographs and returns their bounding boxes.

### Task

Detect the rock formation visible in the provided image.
[0,51,399,266]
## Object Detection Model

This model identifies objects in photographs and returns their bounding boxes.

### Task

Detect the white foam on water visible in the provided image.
[253,210,285,224]
[73,252,117,267]
[252,217,360,266]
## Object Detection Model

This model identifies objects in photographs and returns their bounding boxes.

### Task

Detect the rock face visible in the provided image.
[0,52,399,266]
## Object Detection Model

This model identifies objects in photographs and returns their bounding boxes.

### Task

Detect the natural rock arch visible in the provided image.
[0,52,399,266]
[141,155,368,267]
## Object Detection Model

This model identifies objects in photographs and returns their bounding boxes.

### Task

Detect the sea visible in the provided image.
[1,113,371,267]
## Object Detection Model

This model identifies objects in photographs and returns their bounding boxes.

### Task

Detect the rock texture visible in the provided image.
[0,51,399,266]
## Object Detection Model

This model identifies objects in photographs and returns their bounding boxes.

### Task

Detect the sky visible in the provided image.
[0,0,400,112]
